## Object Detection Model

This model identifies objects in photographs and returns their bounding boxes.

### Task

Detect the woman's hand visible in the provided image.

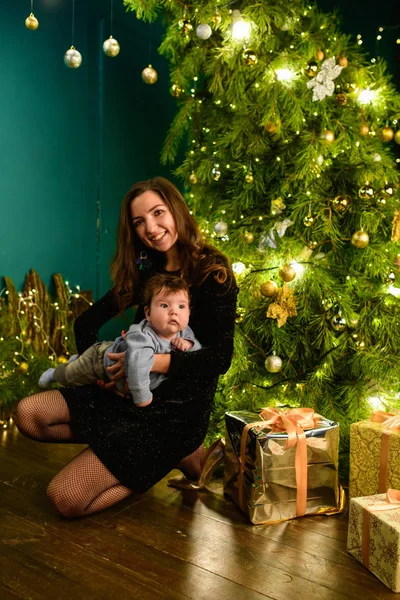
[151,353,171,374]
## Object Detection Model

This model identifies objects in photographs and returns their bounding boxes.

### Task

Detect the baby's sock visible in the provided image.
[38,368,56,388]
[68,354,79,363]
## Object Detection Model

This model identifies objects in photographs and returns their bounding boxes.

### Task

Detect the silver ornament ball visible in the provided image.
[196,24,212,40]
[64,47,82,69]
[265,355,283,373]
[213,221,228,236]
[103,36,120,58]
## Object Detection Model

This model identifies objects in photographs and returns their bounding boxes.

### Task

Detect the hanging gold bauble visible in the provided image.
[322,129,335,143]
[171,84,184,97]
[376,196,386,206]
[358,186,374,200]
[18,362,29,373]
[360,124,369,136]
[303,214,315,227]
[264,122,277,134]
[245,172,254,183]
[189,171,198,184]
[242,49,258,66]
[351,230,369,248]
[332,195,350,212]
[211,11,222,25]
[380,184,394,198]
[57,355,69,364]
[178,19,193,35]
[211,166,221,180]
[381,126,394,142]
[336,93,347,105]
[142,65,158,84]
[260,280,278,298]
[25,13,39,30]
[244,231,254,243]
[338,56,348,67]
[200,146,207,152]
[395,130,400,145]
[64,46,82,69]
[278,264,296,282]
[305,61,318,77]
[103,36,120,58]
[331,315,347,332]
[316,49,325,61]
[265,355,283,373]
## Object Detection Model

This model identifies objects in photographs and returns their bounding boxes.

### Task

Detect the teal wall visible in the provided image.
[0,0,175,309]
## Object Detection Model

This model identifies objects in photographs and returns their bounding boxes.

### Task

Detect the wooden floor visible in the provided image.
[0,426,395,600]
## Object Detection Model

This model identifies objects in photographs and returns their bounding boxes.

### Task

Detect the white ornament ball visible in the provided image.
[103,36,120,58]
[196,24,212,40]
[142,65,158,85]
[213,221,228,236]
[64,47,82,69]
[265,355,283,373]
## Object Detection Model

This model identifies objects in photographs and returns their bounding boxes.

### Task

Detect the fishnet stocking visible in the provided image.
[47,447,132,518]
[14,390,80,442]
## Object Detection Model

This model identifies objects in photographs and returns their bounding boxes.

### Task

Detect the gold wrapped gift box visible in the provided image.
[349,415,400,499]
[224,409,344,525]
[347,491,400,593]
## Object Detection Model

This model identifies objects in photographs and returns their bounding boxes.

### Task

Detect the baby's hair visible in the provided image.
[143,274,190,308]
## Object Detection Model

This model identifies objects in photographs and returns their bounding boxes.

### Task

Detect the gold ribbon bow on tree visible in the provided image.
[267,283,298,327]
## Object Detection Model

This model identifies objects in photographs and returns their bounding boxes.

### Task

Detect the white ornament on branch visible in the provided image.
[306,57,344,101]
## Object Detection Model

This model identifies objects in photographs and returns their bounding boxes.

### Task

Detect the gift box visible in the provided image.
[349,412,400,499]
[347,490,400,592]
[224,408,345,525]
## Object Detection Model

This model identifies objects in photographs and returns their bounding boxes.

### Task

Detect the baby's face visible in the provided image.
[145,289,190,339]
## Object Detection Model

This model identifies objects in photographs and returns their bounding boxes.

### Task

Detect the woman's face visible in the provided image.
[130,190,178,254]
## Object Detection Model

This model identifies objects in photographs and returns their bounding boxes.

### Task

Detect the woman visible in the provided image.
[14,177,238,518]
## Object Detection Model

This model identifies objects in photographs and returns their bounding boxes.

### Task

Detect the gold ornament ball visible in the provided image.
[25,13,39,30]
[395,130,400,145]
[360,124,369,136]
[358,186,374,200]
[338,56,348,67]
[265,355,283,373]
[381,126,394,142]
[305,61,318,77]
[316,49,325,61]
[381,184,394,198]
[64,46,82,69]
[19,362,29,373]
[376,196,386,206]
[171,84,183,97]
[331,315,347,332]
[57,355,69,364]
[351,230,369,248]
[336,93,347,106]
[178,19,193,35]
[242,49,258,66]
[212,166,221,180]
[260,280,278,298]
[103,36,120,58]
[244,231,254,243]
[211,12,222,25]
[303,214,315,227]
[264,121,277,134]
[200,145,207,152]
[245,172,254,183]
[142,65,158,85]
[189,172,198,184]
[322,129,335,143]
[279,264,296,282]
[332,195,350,212]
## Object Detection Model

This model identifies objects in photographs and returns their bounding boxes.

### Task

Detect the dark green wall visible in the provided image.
[0,0,175,308]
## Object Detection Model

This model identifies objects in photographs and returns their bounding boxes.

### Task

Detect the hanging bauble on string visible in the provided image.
[336,93,347,105]
[303,213,315,227]
[211,11,222,25]
[196,24,212,40]
[279,264,296,282]
[358,186,374,200]
[376,195,386,206]
[360,124,369,136]
[212,165,221,180]
[57,355,69,364]
[245,172,254,183]
[189,171,198,184]
[103,36,120,57]
[305,61,318,77]
[142,65,158,84]
[395,130,400,145]
[321,130,335,143]
[64,46,82,69]
[316,49,325,61]
[171,84,184,97]
[213,221,228,236]
[332,195,350,213]
[380,184,394,198]
[178,19,193,35]
[265,354,283,373]
[264,121,277,134]
[244,231,254,243]
[260,280,278,298]
[242,49,258,66]
[18,361,29,373]
[331,314,347,332]
[351,230,369,248]
[338,56,348,67]
[381,126,394,142]
[25,13,39,30]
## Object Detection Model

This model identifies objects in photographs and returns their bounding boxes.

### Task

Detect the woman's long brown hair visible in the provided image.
[110,177,232,313]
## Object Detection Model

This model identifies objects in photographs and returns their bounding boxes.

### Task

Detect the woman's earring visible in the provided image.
[136,251,152,270]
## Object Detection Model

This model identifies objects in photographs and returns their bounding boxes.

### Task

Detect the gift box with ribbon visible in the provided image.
[224,408,345,525]
[349,411,400,499]
[347,490,400,592]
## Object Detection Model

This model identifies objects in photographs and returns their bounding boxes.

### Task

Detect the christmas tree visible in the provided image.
[125,0,400,470]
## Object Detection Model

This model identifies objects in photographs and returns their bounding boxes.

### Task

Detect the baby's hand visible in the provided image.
[171,338,194,352]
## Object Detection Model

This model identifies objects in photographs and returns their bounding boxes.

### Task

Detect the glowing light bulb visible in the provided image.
[290,260,305,277]
[275,68,295,81]
[357,89,377,104]
[232,262,246,275]
[388,285,400,297]
[232,19,251,40]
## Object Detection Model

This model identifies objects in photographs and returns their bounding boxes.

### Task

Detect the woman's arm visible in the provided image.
[74,290,120,354]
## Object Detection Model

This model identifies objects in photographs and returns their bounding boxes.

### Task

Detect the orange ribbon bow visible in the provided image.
[238,407,323,517]
[370,411,400,493]
[362,489,400,568]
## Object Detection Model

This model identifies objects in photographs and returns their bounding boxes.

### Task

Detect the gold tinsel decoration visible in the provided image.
[392,211,400,243]
[266,283,298,327]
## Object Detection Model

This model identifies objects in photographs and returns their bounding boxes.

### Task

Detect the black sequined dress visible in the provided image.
[60,267,238,492]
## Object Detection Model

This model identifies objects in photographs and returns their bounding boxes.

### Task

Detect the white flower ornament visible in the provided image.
[307,57,344,101]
